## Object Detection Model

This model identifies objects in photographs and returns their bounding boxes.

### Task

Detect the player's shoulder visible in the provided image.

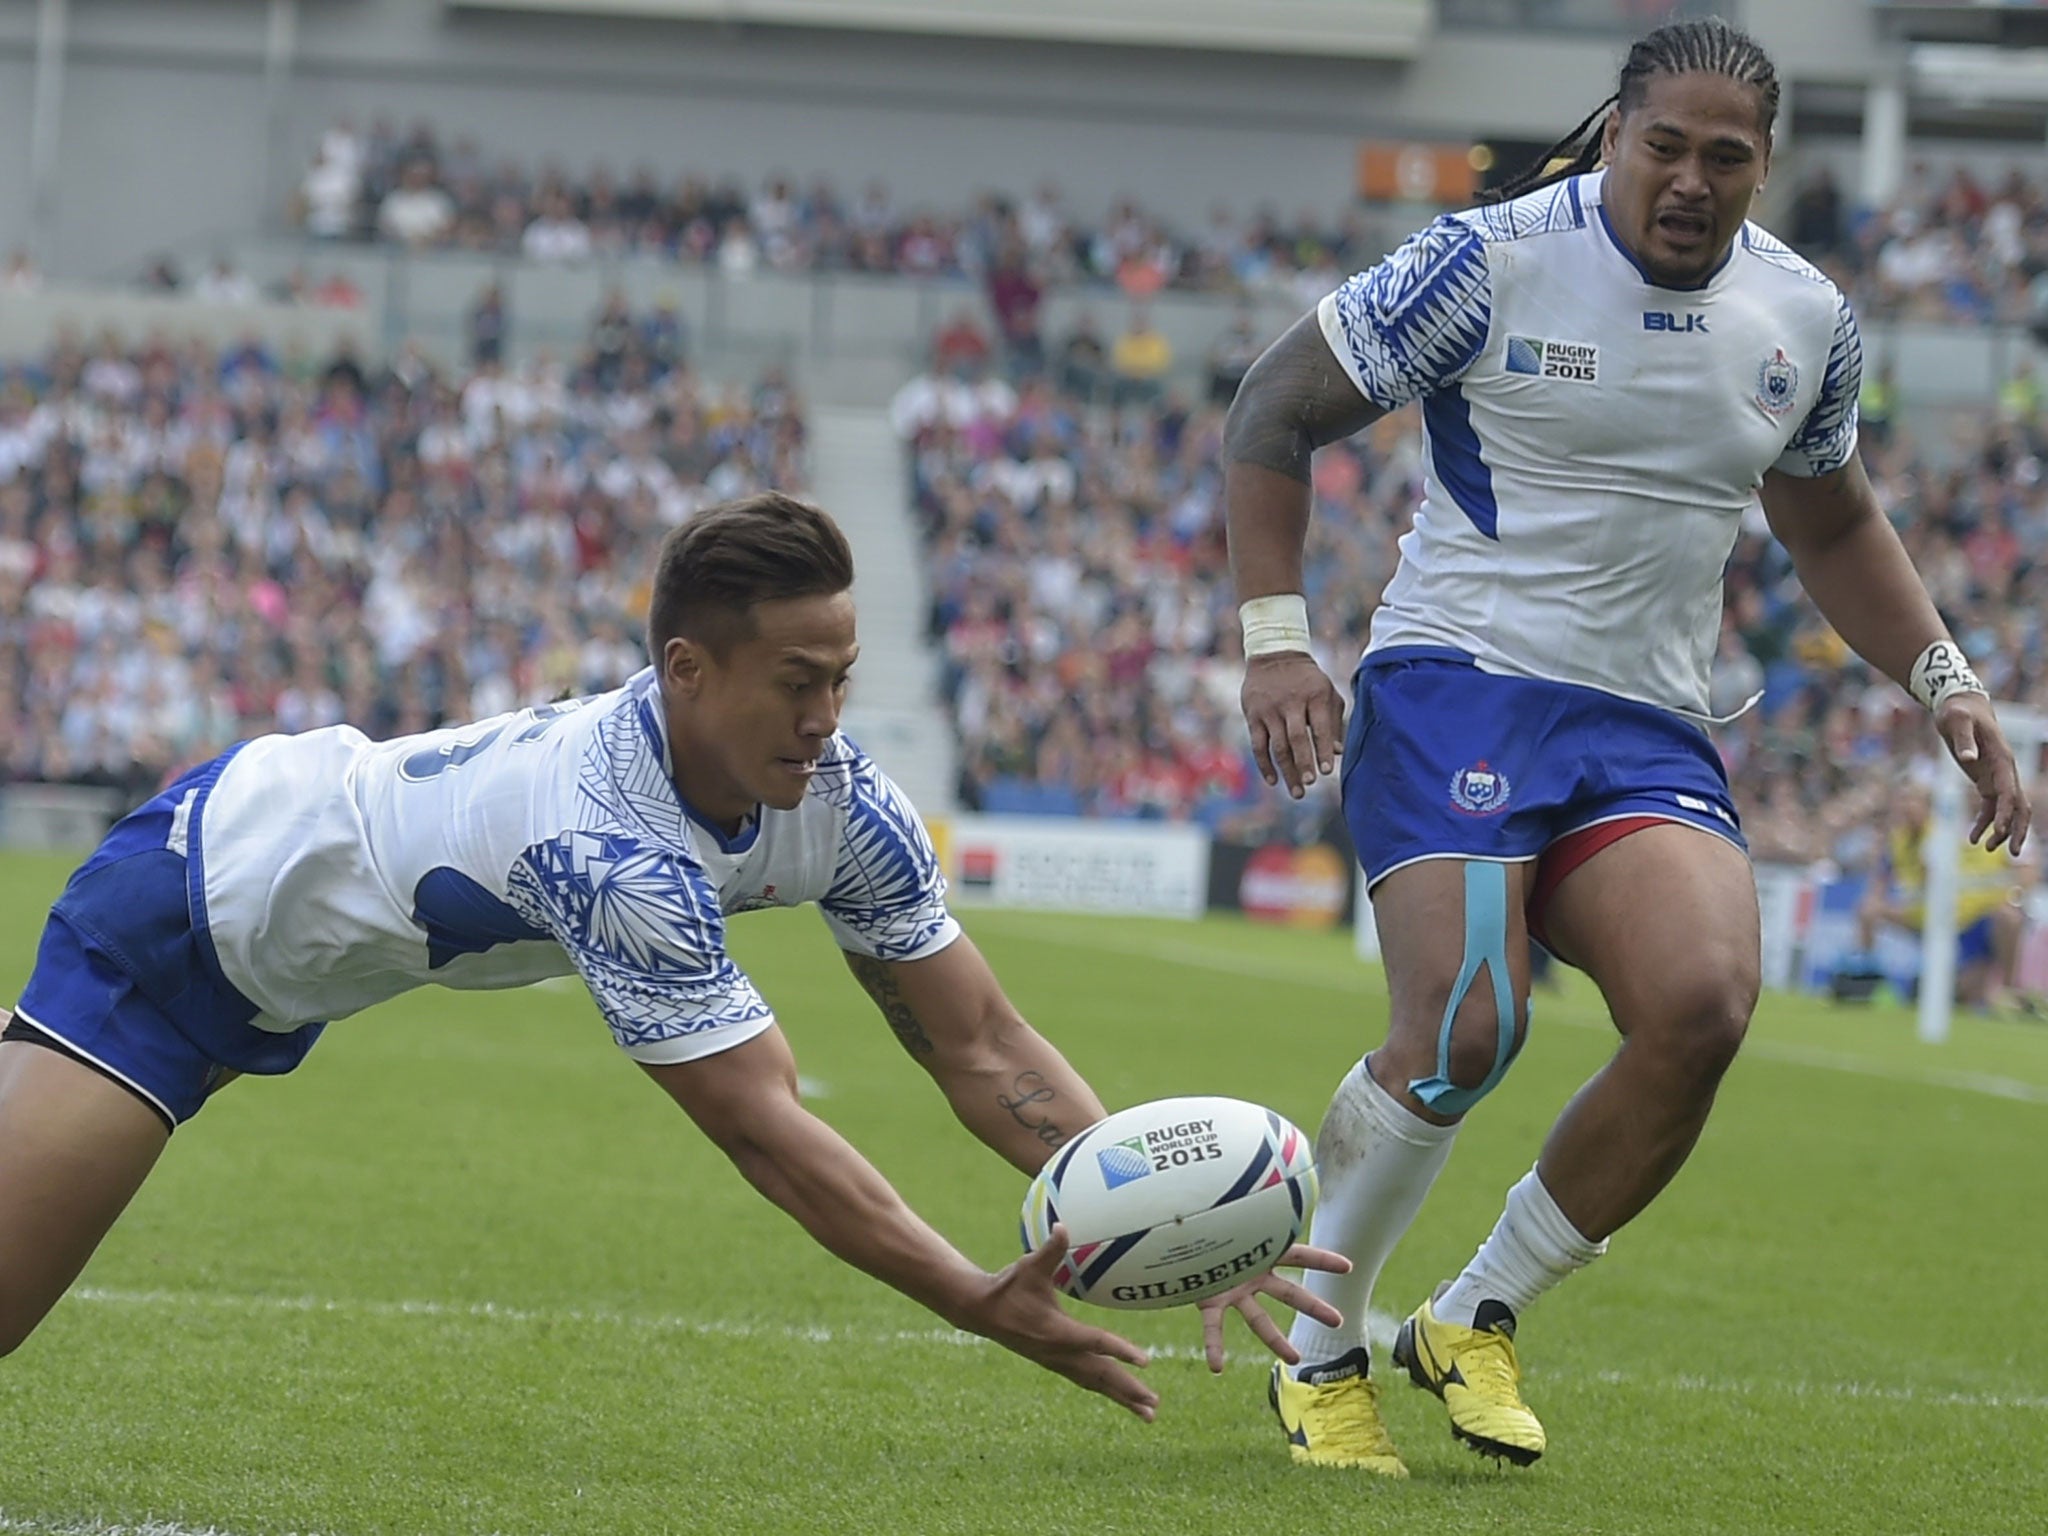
[1352,176,1590,297]
[1735,222,1853,319]
[1734,221,1837,289]
[1447,174,1595,250]
[807,731,904,815]
[573,668,687,819]
[808,733,932,849]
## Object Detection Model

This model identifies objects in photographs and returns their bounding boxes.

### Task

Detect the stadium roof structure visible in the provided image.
[1875,0,2048,50]
[447,0,1434,59]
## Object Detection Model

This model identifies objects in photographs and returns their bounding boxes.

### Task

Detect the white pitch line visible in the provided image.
[1024,930,2048,1106]
[63,1287,2046,1413]
[0,1517,309,1536]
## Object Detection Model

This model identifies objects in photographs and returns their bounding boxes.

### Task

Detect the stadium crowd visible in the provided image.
[0,317,805,802]
[289,118,2048,335]
[1791,161,2048,332]
[291,118,1365,300]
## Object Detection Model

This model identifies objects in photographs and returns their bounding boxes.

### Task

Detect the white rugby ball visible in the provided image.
[1019,1095,1316,1310]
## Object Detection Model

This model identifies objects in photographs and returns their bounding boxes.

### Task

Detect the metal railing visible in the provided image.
[224,236,1313,397]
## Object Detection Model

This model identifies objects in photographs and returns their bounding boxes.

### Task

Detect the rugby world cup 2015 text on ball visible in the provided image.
[1140,1119,1222,1169]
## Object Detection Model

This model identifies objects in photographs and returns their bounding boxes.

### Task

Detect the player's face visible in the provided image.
[662,591,858,823]
[1600,71,1771,288]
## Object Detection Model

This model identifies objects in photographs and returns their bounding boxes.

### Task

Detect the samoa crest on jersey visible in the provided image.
[1755,348,1801,418]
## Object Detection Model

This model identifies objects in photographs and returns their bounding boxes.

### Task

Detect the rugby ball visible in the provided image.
[1019,1095,1316,1310]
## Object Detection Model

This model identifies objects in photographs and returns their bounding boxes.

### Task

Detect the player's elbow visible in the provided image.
[924,1005,1027,1088]
[1221,375,1312,481]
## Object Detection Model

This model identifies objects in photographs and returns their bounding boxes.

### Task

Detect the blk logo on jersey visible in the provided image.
[1449,762,1512,817]
[1504,336,1598,382]
[1643,311,1709,334]
[1755,349,1800,417]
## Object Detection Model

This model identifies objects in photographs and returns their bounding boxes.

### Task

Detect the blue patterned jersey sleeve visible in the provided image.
[819,754,961,963]
[1775,289,1863,478]
[508,830,775,1064]
[1316,215,1493,411]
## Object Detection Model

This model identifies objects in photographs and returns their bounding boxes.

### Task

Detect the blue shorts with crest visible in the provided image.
[1340,650,1746,890]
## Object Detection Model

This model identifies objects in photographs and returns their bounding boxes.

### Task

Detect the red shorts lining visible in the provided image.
[1525,815,1670,953]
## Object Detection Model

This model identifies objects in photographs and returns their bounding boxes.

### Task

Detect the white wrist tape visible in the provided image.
[1240,594,1313,659]
[1908,640,1988,712]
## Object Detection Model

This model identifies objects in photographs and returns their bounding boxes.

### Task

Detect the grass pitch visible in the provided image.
[1,849,2044,1535]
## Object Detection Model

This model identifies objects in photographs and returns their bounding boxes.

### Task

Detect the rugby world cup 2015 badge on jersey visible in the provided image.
[1755,348,1799,417]
[1449,762,1512,817]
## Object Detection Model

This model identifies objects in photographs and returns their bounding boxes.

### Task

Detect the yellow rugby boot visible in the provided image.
[1391,1294,1545,1465]
[1268,1348,1408,1476]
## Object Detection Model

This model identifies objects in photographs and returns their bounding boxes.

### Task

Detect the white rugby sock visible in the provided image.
[1434,1168,1607,1327]
[1287,1057,1460,1376]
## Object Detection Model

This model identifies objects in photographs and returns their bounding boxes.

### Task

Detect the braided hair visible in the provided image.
[1485,17,1780,205]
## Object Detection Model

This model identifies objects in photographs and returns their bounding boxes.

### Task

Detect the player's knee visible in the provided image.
[1440,990,1529,1094]
[1648,966,1757,1088]
[1385,981,1528,1116]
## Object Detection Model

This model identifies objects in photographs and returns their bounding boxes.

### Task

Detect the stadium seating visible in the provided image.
[0,324,805,804]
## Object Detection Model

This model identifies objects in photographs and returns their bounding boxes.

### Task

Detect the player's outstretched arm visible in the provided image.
[642,1026,1159,1419]
[842,935,1107,1174]
[843,938,1354,1369]
[1222,313,1381,799]
[1761,459,2031,852]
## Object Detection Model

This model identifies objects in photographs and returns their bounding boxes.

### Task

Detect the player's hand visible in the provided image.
[1936,694,2032,853]
[1241,652,1345,799]
[961,1226,1158,1421]
[1192,1242,1352,1374]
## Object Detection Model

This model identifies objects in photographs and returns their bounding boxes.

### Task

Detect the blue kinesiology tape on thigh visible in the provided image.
[1408,861,1525,1115]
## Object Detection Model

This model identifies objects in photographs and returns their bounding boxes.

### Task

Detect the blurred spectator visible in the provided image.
[641,296,688,377]
[1859,359,1897,449]
[378,160,455,247]
[986,241,1046,378]
[889,342,1017,442]
[1110,306,1172,406]
[2000,362,2041,428]
[1789,166,1842,258]
[932,308,993,375]
[522,190,593,264]
[468,282,507,368]
[1055,315,1109,403]
[1205,312,1263,408]
[298,141,361,239]
[1,250,42,296]
[195,257,260,307]
[136,255,183,293]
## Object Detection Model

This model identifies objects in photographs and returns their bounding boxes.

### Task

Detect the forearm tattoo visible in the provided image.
[995,1071,1067,1150]
[1222,312,1380,484]
[847,955,934,1057]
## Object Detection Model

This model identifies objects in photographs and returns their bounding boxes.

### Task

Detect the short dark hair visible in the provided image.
[645,492,855,657]
[1487,18,1779,205]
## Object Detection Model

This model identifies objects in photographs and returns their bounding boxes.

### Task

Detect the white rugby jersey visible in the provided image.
[186,670,959,1063]
[1317,170,1862,718]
